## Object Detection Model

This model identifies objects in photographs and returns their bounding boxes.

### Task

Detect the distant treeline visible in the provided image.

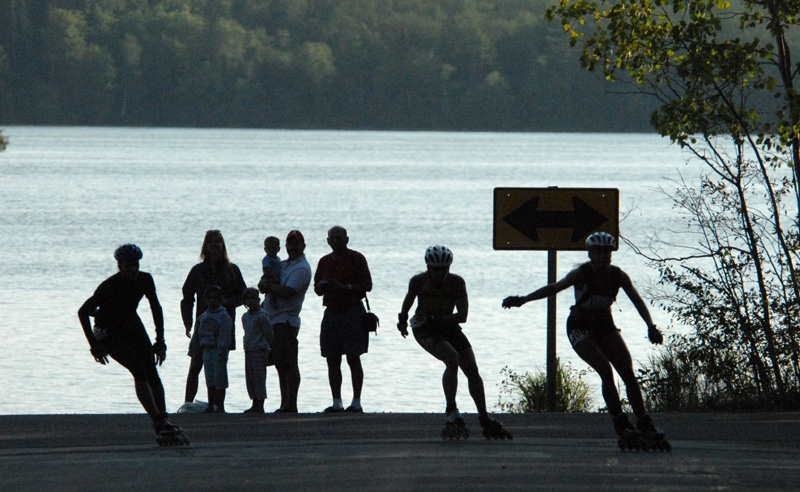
[0,0,658,131]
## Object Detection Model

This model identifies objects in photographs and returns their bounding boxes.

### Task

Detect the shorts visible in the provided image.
[412,321,471,354]
[566,308,618,348]
[203,347,229,389]
[271,322,299,365]
[320,303,369,359]
[106,329,160,384]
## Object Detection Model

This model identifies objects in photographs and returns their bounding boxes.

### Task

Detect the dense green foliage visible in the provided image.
[548,0,800,409]
[0,0,657,130]
[498,360,593,412]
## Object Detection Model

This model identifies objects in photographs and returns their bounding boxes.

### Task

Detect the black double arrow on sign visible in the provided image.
[503,196,609,243]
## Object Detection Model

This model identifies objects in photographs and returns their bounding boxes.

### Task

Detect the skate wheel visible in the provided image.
[617,438,641,451]
[157,434,190,446]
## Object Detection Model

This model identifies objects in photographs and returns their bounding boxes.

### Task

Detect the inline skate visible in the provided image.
[637,414,670,452]
[614,413,642,451]
[441,407,470,440]
[154,417,190,447]
[478,413,513,440]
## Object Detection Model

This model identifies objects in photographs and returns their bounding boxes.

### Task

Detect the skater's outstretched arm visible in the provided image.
[502,268,579,309]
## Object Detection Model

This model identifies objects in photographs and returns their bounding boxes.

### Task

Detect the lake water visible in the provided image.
[0,126,701,415]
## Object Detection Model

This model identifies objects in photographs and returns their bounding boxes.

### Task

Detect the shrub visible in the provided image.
[498,359,593,413]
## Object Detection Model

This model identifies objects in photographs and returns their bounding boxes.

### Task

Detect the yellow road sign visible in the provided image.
[493,187,619,251]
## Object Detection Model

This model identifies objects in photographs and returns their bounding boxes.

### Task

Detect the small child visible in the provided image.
[241,287,274,413]
[262,236,282,280]
[261,236,283,310]
[196,285,233,413]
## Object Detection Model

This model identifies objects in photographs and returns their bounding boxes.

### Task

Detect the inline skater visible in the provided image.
[398,245,512,440]
[78,244,188,446]
[502,232,668,451]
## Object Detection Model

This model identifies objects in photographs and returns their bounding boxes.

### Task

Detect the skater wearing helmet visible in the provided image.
[78,244,188,445]
[398,245,512,440]
[502,232,668,450]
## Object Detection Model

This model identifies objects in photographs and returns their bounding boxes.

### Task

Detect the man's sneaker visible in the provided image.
[345,405,363,413]
[324,405,345,413]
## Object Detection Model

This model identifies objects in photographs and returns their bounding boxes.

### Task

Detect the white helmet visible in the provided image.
[425,245,453,267]
[586,232,616,250]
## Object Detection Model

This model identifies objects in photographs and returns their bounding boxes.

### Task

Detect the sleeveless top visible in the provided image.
[573,263,622,313]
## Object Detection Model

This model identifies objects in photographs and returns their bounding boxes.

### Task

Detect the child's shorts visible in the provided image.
[203,347,229,389]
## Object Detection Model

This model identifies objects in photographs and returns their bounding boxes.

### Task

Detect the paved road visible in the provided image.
[1,412,799,491]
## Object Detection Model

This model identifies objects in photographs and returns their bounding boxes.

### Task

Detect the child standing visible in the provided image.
[241,287,274,413]
[197,285,233,413]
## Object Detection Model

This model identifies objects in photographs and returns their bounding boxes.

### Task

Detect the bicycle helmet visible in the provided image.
[114,243,143,262]
[425,245,453,267]
[585,232,616,251]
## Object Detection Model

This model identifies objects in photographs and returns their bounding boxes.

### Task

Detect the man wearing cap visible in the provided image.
[314,226,373,413]
[259,230,312,413]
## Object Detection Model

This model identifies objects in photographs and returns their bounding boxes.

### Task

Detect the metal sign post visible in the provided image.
[546,249,557,411]
[494,187,619,411]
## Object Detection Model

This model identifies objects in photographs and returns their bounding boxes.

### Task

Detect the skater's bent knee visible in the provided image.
[442,356,459,368]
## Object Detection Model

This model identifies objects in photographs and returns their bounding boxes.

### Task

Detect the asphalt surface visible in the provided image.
[2,412,799,491]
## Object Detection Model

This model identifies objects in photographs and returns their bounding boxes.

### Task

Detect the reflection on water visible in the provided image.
[0,127,696,415]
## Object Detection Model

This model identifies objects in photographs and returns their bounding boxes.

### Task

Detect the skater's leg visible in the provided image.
[109,343,167,419]
[572,338,623,416]
[134,379,162,420]
[327,355,344,400]
[601,331,647,417]
[184,352,203,403]
[456,348,488,415]
[346,355,364,401]
[148,375,167,415]
[429,341,460,408]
